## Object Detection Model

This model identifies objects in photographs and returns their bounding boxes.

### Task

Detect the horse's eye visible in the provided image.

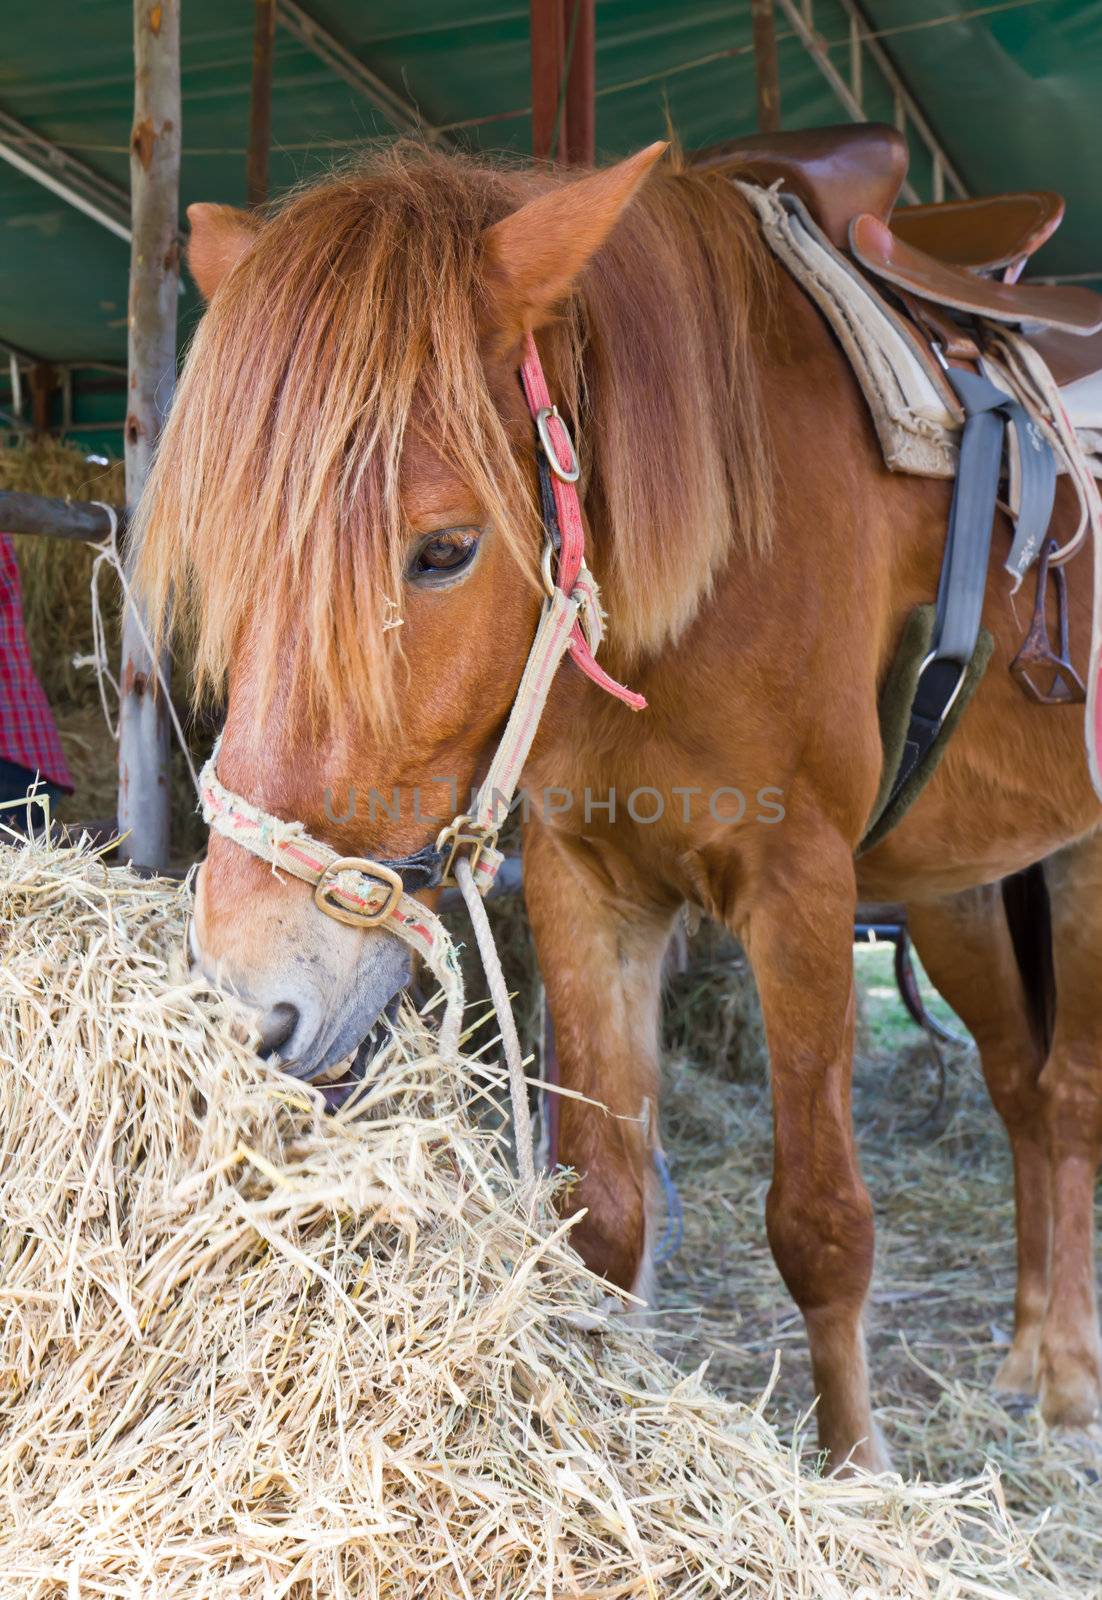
[408,528,481,584]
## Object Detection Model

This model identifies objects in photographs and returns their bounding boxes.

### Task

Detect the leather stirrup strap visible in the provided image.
[883,366,1055,812]
[1000,389,1058,589]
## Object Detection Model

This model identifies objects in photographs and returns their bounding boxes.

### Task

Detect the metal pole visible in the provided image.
[751,0,782,133]
[530,0,565,160]
[247,0,276,208]
[562,0,595,165]
[117,0,180,870]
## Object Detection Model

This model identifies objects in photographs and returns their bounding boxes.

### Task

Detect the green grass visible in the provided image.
[855,940,966,1055]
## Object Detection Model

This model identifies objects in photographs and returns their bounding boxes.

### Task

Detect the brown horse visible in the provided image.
[137,141,1102,1470]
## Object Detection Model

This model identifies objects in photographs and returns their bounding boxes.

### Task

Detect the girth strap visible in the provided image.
[879,364,1056,816]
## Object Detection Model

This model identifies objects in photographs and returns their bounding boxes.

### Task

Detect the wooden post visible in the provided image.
[751,0,782,133]
[28,363,58,433]
[118,0,180,870]
[247,0,276,208]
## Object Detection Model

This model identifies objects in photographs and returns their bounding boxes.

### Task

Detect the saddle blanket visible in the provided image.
[738,180,1102,802]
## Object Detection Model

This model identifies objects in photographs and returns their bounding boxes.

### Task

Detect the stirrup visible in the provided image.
[1010,539,1087,705]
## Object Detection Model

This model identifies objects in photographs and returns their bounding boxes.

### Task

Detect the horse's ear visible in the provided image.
[186,203,262,301]
[482,142,667,345]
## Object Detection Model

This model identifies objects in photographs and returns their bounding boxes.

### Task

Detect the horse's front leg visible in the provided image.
[523,817,677,1298]
[741,824,886,1471]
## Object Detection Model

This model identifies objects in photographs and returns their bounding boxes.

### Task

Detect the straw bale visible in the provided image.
[0,836,1050,1598]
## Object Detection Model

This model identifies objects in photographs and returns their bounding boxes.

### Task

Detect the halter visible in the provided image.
[199,334,646,1171]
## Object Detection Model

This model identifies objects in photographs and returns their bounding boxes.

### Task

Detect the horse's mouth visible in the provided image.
[285,993,402,1113]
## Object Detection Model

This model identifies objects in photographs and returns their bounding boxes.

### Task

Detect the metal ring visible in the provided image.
[917,651,969,729]
[535,405,581,484]
[540,539,556,597]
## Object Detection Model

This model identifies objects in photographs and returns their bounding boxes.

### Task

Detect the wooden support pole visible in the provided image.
[28,363,58,433]
[751,0,782,133]
[247,0,276,208]
[118,0,180,871]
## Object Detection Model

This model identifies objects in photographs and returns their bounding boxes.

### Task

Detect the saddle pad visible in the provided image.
[738,180,1102,482]
[736,181,961,477]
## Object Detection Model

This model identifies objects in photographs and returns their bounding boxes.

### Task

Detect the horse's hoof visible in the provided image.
[1039,1357,1102,1430]
[993,1343,1039,1400]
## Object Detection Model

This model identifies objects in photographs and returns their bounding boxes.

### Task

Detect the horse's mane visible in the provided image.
[135,143,774,727]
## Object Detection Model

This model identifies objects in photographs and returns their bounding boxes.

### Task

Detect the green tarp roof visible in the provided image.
[2,0,1099,448]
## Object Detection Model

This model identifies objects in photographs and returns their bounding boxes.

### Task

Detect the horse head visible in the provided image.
[137,143,665,1090]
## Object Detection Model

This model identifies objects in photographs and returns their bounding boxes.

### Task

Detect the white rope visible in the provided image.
[76,535,123,740]
[454,855,536,1198]
[82,503,200,798]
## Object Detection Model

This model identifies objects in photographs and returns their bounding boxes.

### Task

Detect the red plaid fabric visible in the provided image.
[0,535,73,789]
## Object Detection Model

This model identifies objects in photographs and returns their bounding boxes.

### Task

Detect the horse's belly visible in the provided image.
[856,714,1102,903]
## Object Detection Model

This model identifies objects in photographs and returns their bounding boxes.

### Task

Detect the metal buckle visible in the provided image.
[435,815,498,887]
[535,405,581,484]
[540,537,557,597]
[313,857,403,927]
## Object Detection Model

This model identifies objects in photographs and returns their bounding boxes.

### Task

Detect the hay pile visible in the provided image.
[0,838,1043,1598]
[0,439,124,707]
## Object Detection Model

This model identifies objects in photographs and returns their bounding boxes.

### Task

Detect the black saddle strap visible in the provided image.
[882,364,1055,814]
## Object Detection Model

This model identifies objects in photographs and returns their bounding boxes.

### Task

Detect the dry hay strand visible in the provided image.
[0,440,124,707]
[0,839,1045,1598]
[657,1047,1102,1599]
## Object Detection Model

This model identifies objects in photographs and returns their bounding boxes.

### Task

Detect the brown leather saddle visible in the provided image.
[693,124,1101,833]
[693,124,1102,373]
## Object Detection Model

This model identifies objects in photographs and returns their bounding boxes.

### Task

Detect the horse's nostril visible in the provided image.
[258,1002,300,1058]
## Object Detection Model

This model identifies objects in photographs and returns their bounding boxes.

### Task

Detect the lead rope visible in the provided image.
[453,857,537,1196]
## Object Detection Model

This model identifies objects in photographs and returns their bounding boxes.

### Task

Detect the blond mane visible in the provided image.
[135,143,774,728]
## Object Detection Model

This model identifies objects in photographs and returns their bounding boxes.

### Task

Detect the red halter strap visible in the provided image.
[519,333,647,712]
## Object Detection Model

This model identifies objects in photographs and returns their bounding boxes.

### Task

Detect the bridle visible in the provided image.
[198,333,645,1170]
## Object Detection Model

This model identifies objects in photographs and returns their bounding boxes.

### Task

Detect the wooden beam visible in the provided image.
[117,0,181,872]
[247,0,277,208]
[751,0,782,133]
[0,490,125,544]
[562,0,595,166]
